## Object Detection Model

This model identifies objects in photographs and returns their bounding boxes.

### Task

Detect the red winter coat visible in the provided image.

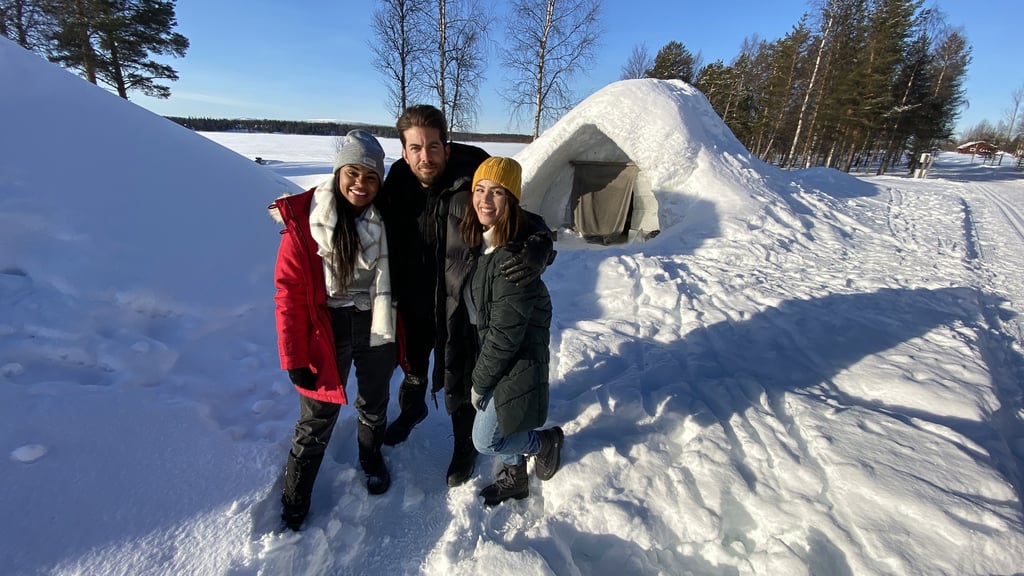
[271,189,347,405]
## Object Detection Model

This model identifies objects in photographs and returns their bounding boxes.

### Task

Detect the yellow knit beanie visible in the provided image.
[472,157,522,200]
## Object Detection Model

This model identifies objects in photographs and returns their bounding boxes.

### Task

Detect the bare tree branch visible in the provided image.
[370,0,430,118]
[619,43,651,80]
[502,0,602,138]
[421,0,490,134]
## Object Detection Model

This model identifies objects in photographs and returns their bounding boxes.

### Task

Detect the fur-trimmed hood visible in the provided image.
[268,177,333,224]
[267,195,289,224]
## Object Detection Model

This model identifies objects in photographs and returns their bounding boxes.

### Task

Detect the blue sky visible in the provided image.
[131,0,1021,136]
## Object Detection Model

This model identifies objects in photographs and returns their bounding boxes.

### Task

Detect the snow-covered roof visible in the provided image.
[957,141,997,150]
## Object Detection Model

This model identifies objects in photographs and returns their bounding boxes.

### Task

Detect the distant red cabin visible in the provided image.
[957,141,999,156]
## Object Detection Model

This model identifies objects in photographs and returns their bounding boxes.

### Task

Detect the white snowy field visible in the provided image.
[2,36,1024,575]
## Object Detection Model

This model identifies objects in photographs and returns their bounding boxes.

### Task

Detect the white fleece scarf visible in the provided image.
[309,177,396,346]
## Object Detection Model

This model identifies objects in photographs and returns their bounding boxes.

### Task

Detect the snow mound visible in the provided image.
[0,36,299,310]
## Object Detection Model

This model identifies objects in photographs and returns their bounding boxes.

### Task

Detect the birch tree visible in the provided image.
[1003,84,1023,147]
[619,42,650,80]
[370,0,430,117]
[502,0,602,139]
[756,17,811,162]
[785,2,836,168]
[423,0,490,134]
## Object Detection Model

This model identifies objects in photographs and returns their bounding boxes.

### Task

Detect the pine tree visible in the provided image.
[914,26,970,153]
[645,40,698,83]
[756,17,812,163]
[875,24,933,174]
[1,0,57,51]
[717,36,771,148]
[843,0,922,172]
[694,59,731,114]
[48,0,188,99]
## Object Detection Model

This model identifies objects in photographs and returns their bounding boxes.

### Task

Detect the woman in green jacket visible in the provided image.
[459,157,565,506]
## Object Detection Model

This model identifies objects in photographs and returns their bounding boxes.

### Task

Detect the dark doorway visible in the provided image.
[570,161,639,244]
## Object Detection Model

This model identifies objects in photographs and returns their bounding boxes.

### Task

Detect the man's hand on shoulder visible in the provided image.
[500,233,556,286]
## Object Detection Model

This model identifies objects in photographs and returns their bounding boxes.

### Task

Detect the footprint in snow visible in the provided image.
[2,362,24,377]
[252,399,276,414]
[11,444,48,463]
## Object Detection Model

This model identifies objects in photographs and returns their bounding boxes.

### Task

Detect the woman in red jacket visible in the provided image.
[271,129,396,531]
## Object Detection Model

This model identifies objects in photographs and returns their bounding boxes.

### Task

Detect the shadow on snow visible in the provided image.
[552,285,1024,515]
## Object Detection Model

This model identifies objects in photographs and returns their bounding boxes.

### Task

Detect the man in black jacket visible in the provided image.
[376,105,554,487]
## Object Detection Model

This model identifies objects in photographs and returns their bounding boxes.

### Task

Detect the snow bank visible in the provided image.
[0,36,298,310]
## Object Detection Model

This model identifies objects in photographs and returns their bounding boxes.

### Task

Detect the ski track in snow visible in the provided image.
[955,175,1024,511]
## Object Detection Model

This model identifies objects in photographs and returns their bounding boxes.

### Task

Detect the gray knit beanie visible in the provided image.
[333,129,385,179]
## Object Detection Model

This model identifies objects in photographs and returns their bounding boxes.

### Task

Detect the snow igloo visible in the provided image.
[516,79,770,245]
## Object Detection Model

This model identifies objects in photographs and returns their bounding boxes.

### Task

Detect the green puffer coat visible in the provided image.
[470,240,552,436]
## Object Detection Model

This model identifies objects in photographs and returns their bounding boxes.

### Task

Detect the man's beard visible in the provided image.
[414,162,443,186]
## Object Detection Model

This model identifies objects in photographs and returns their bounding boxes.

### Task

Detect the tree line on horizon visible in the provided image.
[367,0,994,174]
[622,1,991,174]
[5,0,1020,172]
[163,116,533,144]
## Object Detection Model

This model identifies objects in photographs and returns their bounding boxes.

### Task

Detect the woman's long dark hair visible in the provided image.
[460,189,524,248]
[329,178,361,292]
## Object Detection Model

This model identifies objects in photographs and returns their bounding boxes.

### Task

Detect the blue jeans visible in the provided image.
[472,394,540,466]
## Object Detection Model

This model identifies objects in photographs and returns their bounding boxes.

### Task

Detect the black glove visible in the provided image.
[287,367,318,391]
[500,233,556,286]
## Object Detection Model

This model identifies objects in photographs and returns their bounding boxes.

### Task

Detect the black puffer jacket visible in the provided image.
[376,143,489,410]
[469,222,553,436]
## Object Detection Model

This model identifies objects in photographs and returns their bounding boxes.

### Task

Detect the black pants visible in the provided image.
[290,306,396,461]
[403,306,435,380]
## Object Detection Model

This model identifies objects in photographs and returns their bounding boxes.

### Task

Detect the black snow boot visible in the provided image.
[358,420,391,495]
[383,375,428,446]
[446,404,478,487]
[281,451,324,531]
[534,426,565,481]
[479,461,529,506]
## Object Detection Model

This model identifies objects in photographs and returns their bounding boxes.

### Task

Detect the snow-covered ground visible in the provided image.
[2,36,1023,575]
